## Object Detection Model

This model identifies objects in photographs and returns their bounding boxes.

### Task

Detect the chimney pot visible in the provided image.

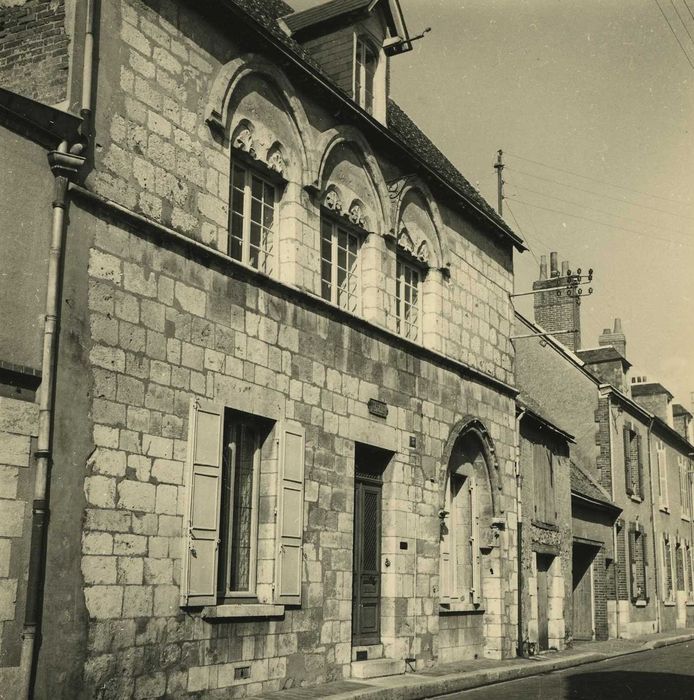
[539,255,547,280]
[550,252,559,277]
[614,318,623,333]
[561,260,569,276]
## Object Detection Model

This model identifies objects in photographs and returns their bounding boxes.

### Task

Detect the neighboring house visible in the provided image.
[0,1,526,697]
[514,309,620,642]
[517,401,573,653]
[516,251,694,642]
[631,380,694,631]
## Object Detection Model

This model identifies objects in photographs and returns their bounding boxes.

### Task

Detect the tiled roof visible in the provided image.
[385,101,519,242]
[570,461,617,509]
[631,382,674,400]
[576,346,630,368]
[673,403,692,418]
[224,0,523,250]
[282,0,372,33]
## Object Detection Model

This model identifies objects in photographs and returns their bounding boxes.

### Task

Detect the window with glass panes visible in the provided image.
[355,37,377,114]
[229,161,275,273]
[320,218,360,313]
[219,417,260,597]
[395,256,421,341]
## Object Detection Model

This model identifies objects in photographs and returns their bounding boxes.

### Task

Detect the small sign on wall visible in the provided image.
[367,398,388,418]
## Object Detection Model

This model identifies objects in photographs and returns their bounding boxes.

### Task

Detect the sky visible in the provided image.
[289,0,694,409]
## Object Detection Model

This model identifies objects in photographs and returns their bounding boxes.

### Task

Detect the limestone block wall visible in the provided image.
[0,397,38,691]
[37,206,519,697]
[88,0,515,388]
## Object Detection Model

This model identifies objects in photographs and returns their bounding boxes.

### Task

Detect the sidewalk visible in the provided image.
[258,628,694,700]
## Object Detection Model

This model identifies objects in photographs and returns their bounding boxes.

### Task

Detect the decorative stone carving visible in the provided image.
[267,144,285,174]
[232,122,255,157]
[323,187,343,212]
[348,200,365,227]
[416,240,430,264]
[398,228,415,255]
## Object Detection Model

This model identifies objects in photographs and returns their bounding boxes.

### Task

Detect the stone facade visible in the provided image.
[0,397,39,690]
[0,0,525,697]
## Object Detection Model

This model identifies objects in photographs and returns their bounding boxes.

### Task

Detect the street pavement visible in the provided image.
[434,642,694,699]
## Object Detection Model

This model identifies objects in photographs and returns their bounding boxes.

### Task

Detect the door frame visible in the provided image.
[352,471,383,646]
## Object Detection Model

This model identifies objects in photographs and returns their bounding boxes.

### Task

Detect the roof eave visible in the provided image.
[571,490,622,515]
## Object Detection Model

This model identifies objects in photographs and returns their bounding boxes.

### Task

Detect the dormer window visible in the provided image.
[354,37,378,114]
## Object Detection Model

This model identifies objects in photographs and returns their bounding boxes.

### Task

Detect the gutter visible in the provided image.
[19,145,86,700]
[515,408,527,657]
[18,2,94,696]
[200,0,525,252]
[570,491,622,516]
[646,416,662,634]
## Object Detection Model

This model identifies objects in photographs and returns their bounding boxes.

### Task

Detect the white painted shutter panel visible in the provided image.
[275,422,305,605]
[470,477,481,605]
[440,479,452,603]
[181,399,223,607]
[658,449,667,508]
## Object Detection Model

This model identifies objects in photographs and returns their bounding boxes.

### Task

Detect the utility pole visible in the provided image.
[494,149,505,216]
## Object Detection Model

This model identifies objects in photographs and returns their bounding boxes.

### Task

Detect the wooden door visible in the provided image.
[573,546,594,640]
[536,554,552,650]
[352,477,382,645]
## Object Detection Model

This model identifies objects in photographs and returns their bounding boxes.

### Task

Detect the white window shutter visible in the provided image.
[470,477,481,605]
[659,449,667,508]
[181,399,224,607]
[275,421,305,605]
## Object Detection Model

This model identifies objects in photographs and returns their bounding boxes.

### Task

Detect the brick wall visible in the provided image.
[593,547,608,641]
[0,0,70,104]
[532,275,582,352]
[595,397,612,494]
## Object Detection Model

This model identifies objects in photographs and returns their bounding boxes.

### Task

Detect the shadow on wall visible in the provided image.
[566,671,693,699]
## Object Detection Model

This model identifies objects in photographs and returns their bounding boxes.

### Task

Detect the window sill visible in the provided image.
[439,602,484,615]
[663,600,677,607]
[681,515,691,523]
[633,599,648,608]
[659,506,670,514]
[629,494,643,503]
[686,600,694,607]
[202,604,285,619]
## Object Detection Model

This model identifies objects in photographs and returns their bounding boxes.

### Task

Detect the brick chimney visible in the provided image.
[598,318,626,358]
[533,252,582,351]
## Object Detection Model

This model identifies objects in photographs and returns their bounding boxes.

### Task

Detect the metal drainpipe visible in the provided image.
[19,143,85,699]
[647,417,662,634]
[515,408,526,657]
[19,2,94,694]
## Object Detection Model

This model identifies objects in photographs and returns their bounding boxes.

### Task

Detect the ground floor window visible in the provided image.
[181,400,305,608]
[628,525,648,603]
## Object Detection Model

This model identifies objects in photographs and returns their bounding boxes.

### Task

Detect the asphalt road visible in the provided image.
[432,642,694,699]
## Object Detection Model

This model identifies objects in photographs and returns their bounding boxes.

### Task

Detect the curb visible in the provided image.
[338,634,694,700]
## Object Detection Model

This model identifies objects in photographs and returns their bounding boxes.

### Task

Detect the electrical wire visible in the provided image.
[685,0,694,22]
[506,200,540,266]
[670,0,694,44]
[505,196,694,248]
[509,183,693,242]
[654,0,694,70]
[506,166,694,222]
[505,153,694,206]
